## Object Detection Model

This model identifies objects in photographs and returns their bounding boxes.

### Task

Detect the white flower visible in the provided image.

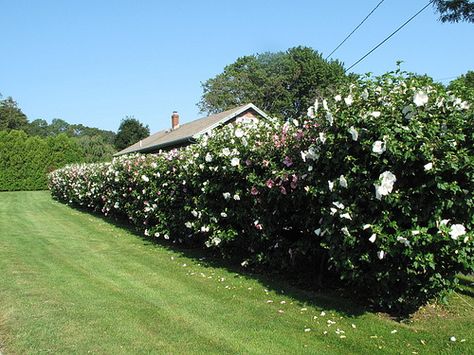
[326,112,334,126]
[377,250,385,260]
[411,230,420,236]
[440,219,450,226]
[319,132,327,144]
[300,151,307,162]
[332,201,345,209]
[191,210,199,217]
[220,212,227,218]
[328,180,334,192]
[233,194,240,201]
[341,227,350,236]
[322,99,328,111]
[334,94,342,102]
[185,221,193,229]
[369,234,377,243]
[241,260,249,267]
[212,237,221,245]
[344,95,353,106]
[141,175,149,182]
[314,228,322,236]
[330,207,338,215]
[361,89,369,100]
[424,162,433,171]
[397,236,410,246]
[340,213,352,220]
[230,157,240,167]
[314,99,319,112]
[372,140,386,154]
[306,147,319,161]
[370,111,381,118]
[292,119,299,127]
[205,152,213,162]
[363,224,372,230]
[374,171,397,200]
[223,192,231,200]
[339,175,348,188]
[222,148,231,156]
[307,106,316,118]
[459,101,470,110]
[449,224,466,240]
[348,126,358,141]
[234,128,244,138]
[413,91,428,107]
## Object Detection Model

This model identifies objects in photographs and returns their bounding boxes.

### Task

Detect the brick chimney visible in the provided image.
[171,111,180,130]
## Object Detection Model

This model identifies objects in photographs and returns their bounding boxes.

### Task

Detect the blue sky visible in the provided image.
[1,0,472,133]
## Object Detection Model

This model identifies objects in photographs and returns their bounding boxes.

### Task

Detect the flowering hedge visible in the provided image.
[49,71,474,312]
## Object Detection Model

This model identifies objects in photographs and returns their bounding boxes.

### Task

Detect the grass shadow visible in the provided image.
[65,203,370,319]
[63,201,474,321]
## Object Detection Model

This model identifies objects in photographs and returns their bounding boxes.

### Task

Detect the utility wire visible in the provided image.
[346,1,433,72]
[326,0,386,60]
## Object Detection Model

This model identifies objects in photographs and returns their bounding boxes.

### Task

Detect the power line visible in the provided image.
[326,0,386,60]
[346,1,434,72]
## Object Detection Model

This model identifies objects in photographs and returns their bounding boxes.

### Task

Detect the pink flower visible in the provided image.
[280,186,287,195]
[262,160,270,167]
[273,134,281,148]
[266,179,274,188]
[283,156,293,167]
[290,174,298,189]
[295,130,304,140]
[251,186,259,195]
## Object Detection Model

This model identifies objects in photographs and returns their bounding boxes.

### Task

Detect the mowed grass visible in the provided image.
[0,191,473,354]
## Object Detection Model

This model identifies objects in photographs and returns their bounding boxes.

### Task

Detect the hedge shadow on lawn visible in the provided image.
[73,205,368,319]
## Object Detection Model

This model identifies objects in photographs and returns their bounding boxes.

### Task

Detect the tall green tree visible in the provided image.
[198,46,349,120]
[432,0,474,23]
[75,135,116,163]
[114,116,150,151]
[27,118,49,136]
[0,96,28,131]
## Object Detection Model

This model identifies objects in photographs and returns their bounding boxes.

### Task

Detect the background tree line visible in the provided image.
[0,95,150,190]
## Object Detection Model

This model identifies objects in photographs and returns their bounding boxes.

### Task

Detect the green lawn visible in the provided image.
[0,191,472,354]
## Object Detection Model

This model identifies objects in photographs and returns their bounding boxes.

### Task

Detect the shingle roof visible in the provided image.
[114,103,269,156]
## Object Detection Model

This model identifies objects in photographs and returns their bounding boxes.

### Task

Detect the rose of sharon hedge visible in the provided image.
[49,71,473,312]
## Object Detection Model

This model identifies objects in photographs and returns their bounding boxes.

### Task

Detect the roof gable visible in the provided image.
[115,103,269,156]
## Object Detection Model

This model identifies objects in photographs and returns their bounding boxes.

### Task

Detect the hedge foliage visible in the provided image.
[0,130,83,191]
[49,71,474,313]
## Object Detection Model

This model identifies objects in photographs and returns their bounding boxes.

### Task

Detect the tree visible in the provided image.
[114,116,150,150]
[198,46,349,120]
[0,96,29,131]
[75,135,116,163]
[27,119,49,137]
[448,70,474,101]
[47,118,70,136]
[432,0,474,23]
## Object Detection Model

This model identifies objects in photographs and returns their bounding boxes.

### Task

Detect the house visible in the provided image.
[114,103,269,156]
